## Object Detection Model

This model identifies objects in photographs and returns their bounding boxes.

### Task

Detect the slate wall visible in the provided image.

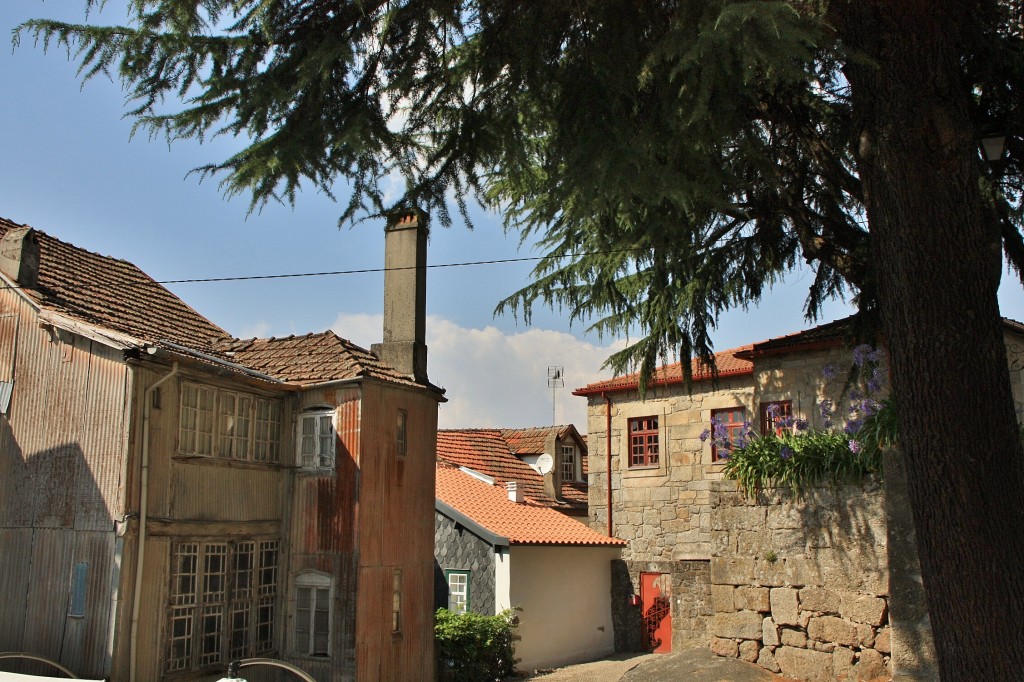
[433,511,497,615]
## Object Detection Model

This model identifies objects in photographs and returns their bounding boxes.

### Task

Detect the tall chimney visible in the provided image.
[0,227,40,288]
[372,210,428,383]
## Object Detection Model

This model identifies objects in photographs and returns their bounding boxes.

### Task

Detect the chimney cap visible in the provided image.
[385,207,429,232]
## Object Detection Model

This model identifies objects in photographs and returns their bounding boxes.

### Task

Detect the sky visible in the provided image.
[2,1,1022,431]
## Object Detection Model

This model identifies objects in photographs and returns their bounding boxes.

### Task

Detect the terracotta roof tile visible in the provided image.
[219,332,424,388]
[436,429,585,511]
[0,217,441,393]
[436,462,623,546]
[574,345,754,396]
[0,217,229,351]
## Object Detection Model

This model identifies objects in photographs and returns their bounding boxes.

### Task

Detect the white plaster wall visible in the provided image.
[495,546,512,613]
[508,545,620,671]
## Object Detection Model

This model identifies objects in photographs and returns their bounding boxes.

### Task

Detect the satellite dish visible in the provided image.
[536,453,554,475]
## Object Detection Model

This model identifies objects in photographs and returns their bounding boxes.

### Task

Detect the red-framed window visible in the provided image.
[711,407,747,462]
[628,416,659,467]
[760,400,793,435]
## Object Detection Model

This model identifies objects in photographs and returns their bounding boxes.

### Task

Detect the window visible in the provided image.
[253,399,282,462]
[561,444,577,482]
[299,410,335,469]
[628,416,659,467]
[166,539,279,674]
[392,569,402,634]
[178,382,282,463]
[294,573,332,657]
[218,391,252,459]
[180,383,216,456]
[396,410,408,458]
[711,407,747,462]
[446,570,470,614]
[760,400,793,435]
[69,562,88,617]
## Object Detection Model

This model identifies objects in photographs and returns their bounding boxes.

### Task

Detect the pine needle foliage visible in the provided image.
[13,0,1024,383]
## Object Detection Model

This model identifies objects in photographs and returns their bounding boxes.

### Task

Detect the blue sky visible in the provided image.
[2,1,1021,429]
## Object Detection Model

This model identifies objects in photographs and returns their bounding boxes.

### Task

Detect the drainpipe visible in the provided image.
[130,362,179,682]
[604,392,613,537]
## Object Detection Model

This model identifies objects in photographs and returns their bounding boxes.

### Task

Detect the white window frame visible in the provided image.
[294,572,332,658]
[446,570,470,614]
[179,383,216,456]
[560,444,578,482]
[178,381,282,463]
[298,409,336,470]
[166,539,279,674]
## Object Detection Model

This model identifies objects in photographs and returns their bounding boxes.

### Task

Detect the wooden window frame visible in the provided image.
[178,381,282,463]
[396,409,408,458]
[711,407,747,462]
[166,539,279,675]
[294,572,332,658]
[628,416,659,468]
[760,400,793,436]
[445,570,470,614]
[298,409,336,470]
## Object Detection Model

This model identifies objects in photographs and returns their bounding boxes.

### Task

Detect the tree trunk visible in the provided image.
[838,2,1024,678]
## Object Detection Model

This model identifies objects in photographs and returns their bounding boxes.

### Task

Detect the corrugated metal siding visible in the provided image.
[0,287,133,680]
[355,383,437,682]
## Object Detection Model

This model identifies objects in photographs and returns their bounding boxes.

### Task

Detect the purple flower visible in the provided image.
[718,451,730,461]
[766,403,781,418]
[844,419,863,435]
[795,419,809,432]
[848,440,862,454]
[699,428,710,443]
[822,363,838,380]
[819,399,834,419]
[852,344,879,368]
[860,399,880,416]
[780,446,794,460]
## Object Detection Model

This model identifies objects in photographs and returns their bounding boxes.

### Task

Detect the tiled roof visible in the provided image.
[436,429,586,511]
[501,425,580,455]
[435,462,624,546]
[0,217,440,392]
[741,316,854,356]
[574,345,754,396]
[0,217,229,352]
[218,332,425,388]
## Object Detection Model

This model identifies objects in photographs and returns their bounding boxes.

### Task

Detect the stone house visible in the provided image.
[433,460,624,671]
[0,212,444,681]
[574,317,1024,670]
[436,425,589,516]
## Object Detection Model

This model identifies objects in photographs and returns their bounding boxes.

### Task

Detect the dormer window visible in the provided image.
[298,409,335,470]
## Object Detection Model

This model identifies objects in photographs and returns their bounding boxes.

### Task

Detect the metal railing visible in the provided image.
[0,652,81,678]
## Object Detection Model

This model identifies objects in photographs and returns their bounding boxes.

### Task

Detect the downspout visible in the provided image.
[130,362,179,682]
[604,392,613,538]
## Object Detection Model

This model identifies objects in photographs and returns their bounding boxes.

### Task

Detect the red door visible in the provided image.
[640,572,672,653]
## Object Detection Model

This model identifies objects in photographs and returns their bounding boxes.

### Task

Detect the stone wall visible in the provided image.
[610,559,711,653]
[709,480,892,682]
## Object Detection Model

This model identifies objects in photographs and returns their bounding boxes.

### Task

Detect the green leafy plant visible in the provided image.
[717,346,888,496]
[435,608,518,682]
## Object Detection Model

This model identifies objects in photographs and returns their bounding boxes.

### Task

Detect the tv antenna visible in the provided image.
[547,366,564,426]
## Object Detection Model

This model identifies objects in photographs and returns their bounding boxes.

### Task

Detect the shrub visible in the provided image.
[435,608,517,682]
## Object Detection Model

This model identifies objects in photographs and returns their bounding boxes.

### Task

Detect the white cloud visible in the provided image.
[235,320,272,340]
[329,313,623,432]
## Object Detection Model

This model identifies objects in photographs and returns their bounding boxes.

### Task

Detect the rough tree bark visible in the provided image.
[838,2,1024,678]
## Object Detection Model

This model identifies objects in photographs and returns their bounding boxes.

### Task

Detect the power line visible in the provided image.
[154,254,550,285]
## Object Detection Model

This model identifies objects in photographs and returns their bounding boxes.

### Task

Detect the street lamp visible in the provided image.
[981,134,1008,162]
